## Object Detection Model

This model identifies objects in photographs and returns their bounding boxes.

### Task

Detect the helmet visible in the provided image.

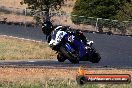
[42,21,54,35]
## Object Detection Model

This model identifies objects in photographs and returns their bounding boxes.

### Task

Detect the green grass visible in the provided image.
[104,83,132,88]
[0,37,56,60]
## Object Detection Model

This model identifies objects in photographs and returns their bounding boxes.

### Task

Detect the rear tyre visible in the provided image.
[57,53,66,62]
[60,46,79,64]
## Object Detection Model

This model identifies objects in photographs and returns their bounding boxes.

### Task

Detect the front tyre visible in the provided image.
[60,46,79,64]
[57,53,66,62]
[89,52,101,63]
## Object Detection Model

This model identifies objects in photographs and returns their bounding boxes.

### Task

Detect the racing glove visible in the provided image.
[87,41,94,47]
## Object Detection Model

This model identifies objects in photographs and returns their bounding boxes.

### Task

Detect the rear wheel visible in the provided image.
[60,46,79,64]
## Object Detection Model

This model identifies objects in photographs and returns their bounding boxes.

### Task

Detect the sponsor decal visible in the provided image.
[76,67,131,85]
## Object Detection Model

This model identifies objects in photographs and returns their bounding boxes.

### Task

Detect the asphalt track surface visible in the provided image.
[0,24,132,69]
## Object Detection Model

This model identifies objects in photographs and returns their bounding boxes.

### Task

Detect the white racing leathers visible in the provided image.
[49,26,67,46]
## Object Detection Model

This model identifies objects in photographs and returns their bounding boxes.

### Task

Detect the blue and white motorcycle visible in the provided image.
[48,26,101,64]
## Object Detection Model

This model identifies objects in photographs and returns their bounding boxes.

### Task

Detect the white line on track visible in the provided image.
[27,61,36,62]
[0,34,43,43]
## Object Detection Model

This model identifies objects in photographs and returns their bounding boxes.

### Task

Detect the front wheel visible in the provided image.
[88,47,101,63]
[89,52,101,63]
[57,53,66,62]
[60,46,79,64]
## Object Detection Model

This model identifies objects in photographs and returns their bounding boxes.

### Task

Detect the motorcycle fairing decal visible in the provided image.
[68,35,75,42]
[49,30,67,46]
[51,26,63,39]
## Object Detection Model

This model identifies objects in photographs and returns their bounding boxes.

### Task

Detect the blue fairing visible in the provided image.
[63,34,86,60]
[73,39,86,58]
[64,43,72,52]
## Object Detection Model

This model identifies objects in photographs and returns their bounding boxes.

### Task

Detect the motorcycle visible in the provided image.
[49,27,101,64]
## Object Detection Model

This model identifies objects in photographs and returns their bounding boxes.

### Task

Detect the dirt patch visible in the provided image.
[0,0,27,9]
[0,13,34,23]
[0,67,132,82]
[0,68,76,82]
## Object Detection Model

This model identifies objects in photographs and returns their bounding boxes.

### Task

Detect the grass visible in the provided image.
[0,0,27,9]
[104,83,132,88]
[0,78,132,88]
[0,78,99,88]
[0,36,56,60]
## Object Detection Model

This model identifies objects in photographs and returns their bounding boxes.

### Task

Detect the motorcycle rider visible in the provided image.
[41,21,93,50]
